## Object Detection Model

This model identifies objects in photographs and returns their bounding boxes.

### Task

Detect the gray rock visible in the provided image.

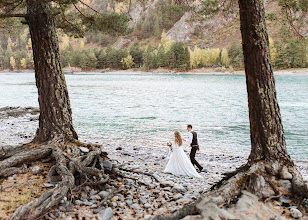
[180,215,202,220]
[79,147,89,153]
[172,185,187,194]
[280,166,292,180]
[32,166,43,175]
[173,193,183,200]
[290,208,302,218]
[262,188,275,199]
[92,208,102,214]
[90,190,98,196]
[132,204,141,210]
[75,200,83,205]
[126,200,133,207]
[83,201,93,206]
[182,183,190,188]
[98,207,113,220]
[160,181,174,188]
[153,190,160,195]
[278,179,292,193]
[139,197,147,204]
[99,191,109,199]
[90,195,98,201]
[103,160,113,171]
[144,203,151,209]
[8,174,16,181]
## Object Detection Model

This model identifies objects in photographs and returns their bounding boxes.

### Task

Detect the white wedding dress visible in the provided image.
[164,143,202,178]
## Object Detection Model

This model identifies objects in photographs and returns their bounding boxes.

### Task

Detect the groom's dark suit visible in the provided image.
[189,131,203,171]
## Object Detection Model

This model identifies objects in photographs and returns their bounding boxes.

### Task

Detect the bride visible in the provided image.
[164,131,202,178]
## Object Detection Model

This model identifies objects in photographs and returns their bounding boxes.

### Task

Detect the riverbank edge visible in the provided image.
[1,67,307,75]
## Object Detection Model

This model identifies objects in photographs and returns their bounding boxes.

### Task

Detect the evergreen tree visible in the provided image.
[97,49,108,69]
[157,45,166,67]
[229,41,243,69]
[129,43,143,68]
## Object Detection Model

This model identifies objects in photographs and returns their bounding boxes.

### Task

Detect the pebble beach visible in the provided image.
[1,106,307,219]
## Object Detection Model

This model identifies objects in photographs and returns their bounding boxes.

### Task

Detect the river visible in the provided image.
[0,71,307,163]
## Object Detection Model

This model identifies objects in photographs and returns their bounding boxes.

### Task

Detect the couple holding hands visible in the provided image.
[164,125,207,178]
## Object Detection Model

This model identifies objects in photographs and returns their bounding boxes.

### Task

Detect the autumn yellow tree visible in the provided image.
[121,53,135,69]
[160,31,174,51]
[221,48,230,67]
[10,56,16,70]
[20,58,27,68]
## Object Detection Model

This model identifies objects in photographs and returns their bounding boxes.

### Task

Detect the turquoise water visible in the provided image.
[0,72,307,161]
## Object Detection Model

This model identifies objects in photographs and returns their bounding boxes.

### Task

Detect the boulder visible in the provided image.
[172,185,187,194]
[103,160,113,171]
[32,166,43,175]
[98,207,113,220]
[278,180,292,193]
[280,166,292,180]
[290,208,302,218]
[79,147,89,153]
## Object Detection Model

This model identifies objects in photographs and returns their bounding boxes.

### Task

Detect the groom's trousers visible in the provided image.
[190,146,203,171]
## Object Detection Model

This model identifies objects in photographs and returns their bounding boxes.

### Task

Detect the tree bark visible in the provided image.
[26,0,78,143]
[238,0,292,164]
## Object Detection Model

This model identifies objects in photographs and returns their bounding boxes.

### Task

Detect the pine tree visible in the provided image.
[129,43,143,68]
[157,45,166,67]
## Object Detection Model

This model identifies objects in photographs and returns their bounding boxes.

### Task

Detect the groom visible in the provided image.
[186,125,207,173]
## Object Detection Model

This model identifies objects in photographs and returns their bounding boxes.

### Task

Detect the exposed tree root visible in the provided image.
[152,201,200,220]
[151,161,308,220]
[0,140,124,220]
[0,145,52,177]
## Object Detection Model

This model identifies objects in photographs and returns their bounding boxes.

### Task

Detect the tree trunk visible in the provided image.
[238,0,291,164]
[26,0,78,143]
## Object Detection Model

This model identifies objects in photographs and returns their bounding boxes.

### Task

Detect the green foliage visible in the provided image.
[129,43,144,68]
[228,41,244,69]
[274,39,307,68]
[157,45,166,67]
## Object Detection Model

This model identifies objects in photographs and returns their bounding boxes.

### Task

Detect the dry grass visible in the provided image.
[0,162,53,220]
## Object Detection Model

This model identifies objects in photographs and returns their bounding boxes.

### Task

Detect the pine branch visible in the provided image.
[73,3,95,23]
[77,0,99,14]
[0,13,27,18]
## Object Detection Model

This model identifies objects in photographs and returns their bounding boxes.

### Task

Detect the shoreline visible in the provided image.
[1,106,307,182]
[1,107,308,219]
[0,67,307,76]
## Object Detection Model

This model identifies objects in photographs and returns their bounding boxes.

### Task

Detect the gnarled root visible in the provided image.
[151,161,308,220]
[0,140,116,220]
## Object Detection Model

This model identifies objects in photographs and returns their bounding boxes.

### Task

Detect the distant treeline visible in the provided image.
[0,31,307,71]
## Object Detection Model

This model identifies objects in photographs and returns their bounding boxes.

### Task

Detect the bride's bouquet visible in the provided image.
[167,141,172,151]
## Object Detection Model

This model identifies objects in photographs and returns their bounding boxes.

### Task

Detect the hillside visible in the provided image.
[0,0,307,71]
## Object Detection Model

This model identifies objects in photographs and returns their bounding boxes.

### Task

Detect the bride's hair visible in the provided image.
[174,131,183,146]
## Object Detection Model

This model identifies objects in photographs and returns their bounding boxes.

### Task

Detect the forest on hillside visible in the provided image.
[0,0,307,71]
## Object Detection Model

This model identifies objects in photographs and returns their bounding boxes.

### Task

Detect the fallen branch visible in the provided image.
[119,167,162,185]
